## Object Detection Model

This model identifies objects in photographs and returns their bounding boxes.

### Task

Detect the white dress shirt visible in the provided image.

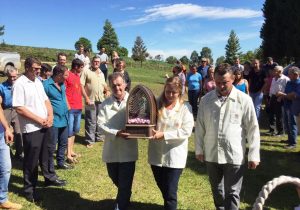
[269,74,290,96]
[12,75,48,133]
[195,87,260,165]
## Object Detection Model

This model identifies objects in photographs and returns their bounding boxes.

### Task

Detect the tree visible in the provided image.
[260,0,300,64]
[74,37,92,52]
[166,56,177,64]
[180,56,189,65]
[225,30,241,65]
[97,19,119,58]
[190,50,199,65]
[200,47,214,65]
[131,36,148,67]
[155,55,162,61]
[0,25,4,36]
[117,46,128,57]
[215,56,225,66]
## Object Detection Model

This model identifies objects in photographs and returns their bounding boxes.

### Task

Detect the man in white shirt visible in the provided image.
[233,57,244,72]
[195,63,260,210]
[97,72,136,210]
[268,65,290,136]
[96,47,109,81]
[12,57,66,202]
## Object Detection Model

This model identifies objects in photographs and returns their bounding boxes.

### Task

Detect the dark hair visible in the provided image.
[57,52,67,60]
[115,59,126,69]
[215,63,232,76]
[158,76,183,110]
[243,61,251,66]
[71,58,84,69]
[24,57,41,70]
[108,72,126,88]
[52,65,68,78]
[41,63,52,74]
[92,56,100,62]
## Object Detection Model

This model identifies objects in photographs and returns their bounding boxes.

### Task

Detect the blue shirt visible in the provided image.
[284,78,300,109]
[291,79,300,115]
[234,82,247,93]
[197,65,209,78]
[0,81,13,109]
[187,72,202,90]
[43,77,68,127]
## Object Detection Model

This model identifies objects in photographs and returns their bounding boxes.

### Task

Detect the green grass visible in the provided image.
[3,65,300,210]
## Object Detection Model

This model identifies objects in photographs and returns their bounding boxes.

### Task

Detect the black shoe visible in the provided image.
[273,132,283,137]
[25,193,42,203]
[57,163,74,170]
[44,179,67,187]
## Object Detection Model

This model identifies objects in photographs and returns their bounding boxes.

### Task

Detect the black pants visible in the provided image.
[269,95,283,134]
[107,162,135,210]
[22,128,57,196]
[151,165,183,210]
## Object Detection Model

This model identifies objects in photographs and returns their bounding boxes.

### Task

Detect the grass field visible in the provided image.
[4,64,300,210]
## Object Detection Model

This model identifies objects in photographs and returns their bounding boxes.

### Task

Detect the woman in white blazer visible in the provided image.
[148,76,194,210]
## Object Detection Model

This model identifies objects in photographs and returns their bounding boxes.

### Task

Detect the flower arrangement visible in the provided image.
[128,118,151,124]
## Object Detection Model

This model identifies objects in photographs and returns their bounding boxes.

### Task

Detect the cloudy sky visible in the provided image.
[1,0,264,62]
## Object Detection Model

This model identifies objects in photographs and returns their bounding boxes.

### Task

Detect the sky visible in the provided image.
[0,0,264,62]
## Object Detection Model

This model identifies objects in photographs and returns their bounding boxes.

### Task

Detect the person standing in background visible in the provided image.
[249,59,266,120]
[186,64,202,118]
[97,47,109,81]
[81,56,109,148]
[0,66,23,161]
[65,58,84,163]
[111,51,120,70]
[43,65,73,170]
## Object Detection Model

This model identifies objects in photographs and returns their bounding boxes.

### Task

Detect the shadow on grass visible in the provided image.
[185,151,207,175]
[186,142,300,209]
[9,174,163,210]
[241,149,300,209]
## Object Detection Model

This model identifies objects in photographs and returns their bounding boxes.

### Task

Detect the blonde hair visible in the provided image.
[158,76,184,110]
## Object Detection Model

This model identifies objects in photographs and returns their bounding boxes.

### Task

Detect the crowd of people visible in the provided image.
[0,46,299,210]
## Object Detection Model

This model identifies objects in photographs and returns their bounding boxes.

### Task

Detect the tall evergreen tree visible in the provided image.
[0,25,4,36]
[131,36,148,67]
[225,30,241,65]
[261,0,300,63]
[74,37,92,52]
[200,47,214,65]
[97,19,119,57]
[190,50,199,65]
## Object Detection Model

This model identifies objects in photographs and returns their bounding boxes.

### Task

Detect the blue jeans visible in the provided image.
[68,109,82,137]
[283,108,298,146]
[49,126,68,167]
[206,162,245,210]
[107,162,135,210]
[188,89,200,117]
[151,165,183,210]
[250,92,263,120]
[0,132,11,203]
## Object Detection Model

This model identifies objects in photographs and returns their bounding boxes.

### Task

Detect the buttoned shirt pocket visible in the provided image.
[230,111,240,124]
